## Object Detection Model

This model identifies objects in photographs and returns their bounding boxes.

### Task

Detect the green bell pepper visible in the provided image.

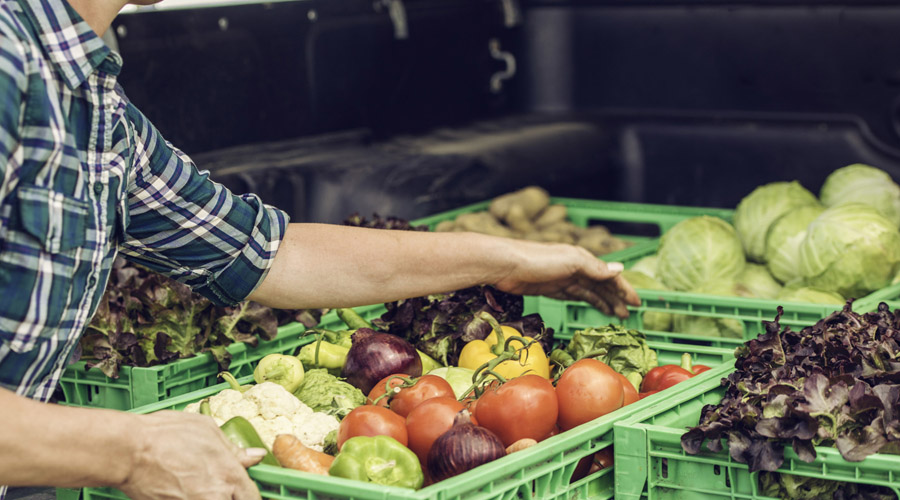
[329,435,424,489]
[219,416,281,467]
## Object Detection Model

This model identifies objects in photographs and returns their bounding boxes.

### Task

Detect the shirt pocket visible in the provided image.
[17,185,89,253]
[0,186,91,353]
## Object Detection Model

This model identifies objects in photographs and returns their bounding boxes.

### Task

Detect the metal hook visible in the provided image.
[489,38,516,93]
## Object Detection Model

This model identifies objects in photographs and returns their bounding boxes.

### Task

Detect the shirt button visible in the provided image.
[88,276,97,287]
[93,182,103,195]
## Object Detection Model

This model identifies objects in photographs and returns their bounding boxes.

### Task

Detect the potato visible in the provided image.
[454,212,514,238]
[534,205,568,228]
[578,228,630,256]
[505,204,535,234]
[434,220,456,232]
[489,186,551,222]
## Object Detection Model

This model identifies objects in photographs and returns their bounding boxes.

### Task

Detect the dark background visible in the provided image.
[107,0,900,222]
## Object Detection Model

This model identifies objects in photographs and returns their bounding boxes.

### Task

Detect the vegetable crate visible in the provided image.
[612,370,900,500]
[410,197,735,263]
[83,304,737,500]
[526,293,855,350]
[58,322,313,410]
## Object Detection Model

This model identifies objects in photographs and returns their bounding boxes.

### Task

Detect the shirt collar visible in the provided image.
[16,0,120,89]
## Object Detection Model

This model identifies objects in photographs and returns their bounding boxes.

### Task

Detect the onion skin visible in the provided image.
[342,328,422,394]
[427,410,506,482]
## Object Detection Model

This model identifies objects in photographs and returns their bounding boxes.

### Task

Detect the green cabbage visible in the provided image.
[820,164,900,227]
[734,181,819,262]
[736,263,782,299]
[656,216,746,291]
[764,204,824,284]
[621,270,672,331]
[777,286,844,305]
[799,204,900,298]
[630,255,659,279]
[672,280,745,339]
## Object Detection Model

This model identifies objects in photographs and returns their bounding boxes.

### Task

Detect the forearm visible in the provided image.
[248,223,520,309]
[0,387,139,488]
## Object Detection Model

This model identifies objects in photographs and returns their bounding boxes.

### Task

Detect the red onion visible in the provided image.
[342,328,422,394]
[427,410,507,482]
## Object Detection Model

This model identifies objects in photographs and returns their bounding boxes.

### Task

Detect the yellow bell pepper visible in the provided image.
[458,325,550,379]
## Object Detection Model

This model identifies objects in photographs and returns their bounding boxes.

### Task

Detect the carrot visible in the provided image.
[272,434,334,475]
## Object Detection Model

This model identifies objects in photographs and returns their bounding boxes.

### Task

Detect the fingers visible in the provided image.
[231,468,262,500]
[237,448,268,469]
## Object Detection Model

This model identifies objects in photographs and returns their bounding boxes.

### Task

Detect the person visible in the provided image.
[0,0,640,498]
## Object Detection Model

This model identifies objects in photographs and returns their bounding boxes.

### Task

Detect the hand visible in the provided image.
[493,241,640,318]
[118,411,265,500]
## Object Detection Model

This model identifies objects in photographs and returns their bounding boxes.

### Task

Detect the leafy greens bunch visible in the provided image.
[682,302,900,472]
[80,258,322,378]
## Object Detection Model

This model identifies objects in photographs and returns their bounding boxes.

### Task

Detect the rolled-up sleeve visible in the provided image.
[118,102,289,306]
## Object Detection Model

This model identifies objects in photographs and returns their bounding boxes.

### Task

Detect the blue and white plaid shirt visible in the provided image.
[0,0,287,415]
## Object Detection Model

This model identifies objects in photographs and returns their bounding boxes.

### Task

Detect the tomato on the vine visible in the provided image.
[390,375,455,418]
[367,373,408,408]
[337,405,408,450]
[555,358,624,431]
[475,374,558,447]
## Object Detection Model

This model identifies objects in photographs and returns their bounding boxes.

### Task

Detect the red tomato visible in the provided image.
[692,364,712,375]
[640,365,693,392]
[615,372,640,406]
[390,375,455,418]
[337,405,408,450]
[367,373,409,408]
[405,397,469,465]
[638,390,659,400]
[475,374,558,447]
[555,358,624,431]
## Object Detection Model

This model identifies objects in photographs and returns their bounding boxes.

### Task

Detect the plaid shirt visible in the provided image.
[0,0,288,411]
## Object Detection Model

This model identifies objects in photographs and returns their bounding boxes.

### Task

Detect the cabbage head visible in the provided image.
[734,181,820,262]
[799,203,900,298]
[777,286,844,305]
[736,263,782,299]
[820,164,900,227]
[656,216,746,291]
[672,280,745,339]
[621,270,672,332]
[765,204,825,284]
[630,255,659,279]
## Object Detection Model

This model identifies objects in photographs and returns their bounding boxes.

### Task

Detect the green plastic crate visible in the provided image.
[84,302,736,500]
[612,368,900,500]
[410,197,735,263]
[527,292,859,350]
[56,487,81,500]
[58,322,312,410]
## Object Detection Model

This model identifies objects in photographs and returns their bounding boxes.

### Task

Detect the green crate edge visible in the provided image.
[612,368,900,500]
[84,302,736,500]
[59,321,311,410]
[539,279,900,350]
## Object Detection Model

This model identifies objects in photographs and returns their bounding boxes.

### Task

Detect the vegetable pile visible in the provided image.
[432,186,632,256]
[622,164,900,338]
[80,258,322,378]
[681,302,900,474]
[176,294,712,492]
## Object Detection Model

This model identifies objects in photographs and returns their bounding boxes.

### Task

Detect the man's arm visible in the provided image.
[0,387,263,499]
[248,223,639,317]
